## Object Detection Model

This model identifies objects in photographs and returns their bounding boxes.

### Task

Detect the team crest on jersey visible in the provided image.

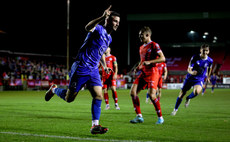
[109,58,112,61]
[204,63,208,68]
[147,49,152,52]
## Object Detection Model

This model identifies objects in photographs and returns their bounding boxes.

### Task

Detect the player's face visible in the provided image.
[105,48,111,55]
[139,31,148,43]
[110,16,120,31]
[200,47,209,58]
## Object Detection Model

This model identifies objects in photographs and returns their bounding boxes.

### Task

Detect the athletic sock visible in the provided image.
[112,91,118,104]
[152,98,162,117]
[175,97,182,110]
[54,88,67,100]
[104,92,109,105]
[131,95,141,115]
[202,87,205,94]
[92,120,99,126]
[91,99,102,126]
[186,92,197,100]
[146,93,149,99]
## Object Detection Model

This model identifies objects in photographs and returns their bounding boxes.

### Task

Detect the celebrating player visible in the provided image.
[146,62,167,103]
[129,26,166,124]
[171,44,213,116]
[45,5,120,134]
[101,47,120,110]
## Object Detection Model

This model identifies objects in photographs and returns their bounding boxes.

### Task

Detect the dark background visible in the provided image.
[1,0,230,73]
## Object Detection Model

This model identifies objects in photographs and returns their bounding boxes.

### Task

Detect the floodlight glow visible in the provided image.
[189,30,195,34]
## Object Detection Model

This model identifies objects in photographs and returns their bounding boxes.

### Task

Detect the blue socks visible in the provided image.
[186,92,197,100]
[175,97,182,110]
[91,99,102,121]
[54,88,67,100]
[146,93,149,99]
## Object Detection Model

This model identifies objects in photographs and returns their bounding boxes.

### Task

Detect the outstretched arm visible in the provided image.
[85,5,112,32]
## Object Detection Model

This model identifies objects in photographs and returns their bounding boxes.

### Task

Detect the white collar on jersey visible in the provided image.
[143,41,152,47]
[200,54,208,60]
[105,54,111,57]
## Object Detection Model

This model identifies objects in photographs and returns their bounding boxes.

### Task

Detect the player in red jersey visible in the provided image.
[146,62,167,103]
[129,26,166,124]
[101,47,120,110]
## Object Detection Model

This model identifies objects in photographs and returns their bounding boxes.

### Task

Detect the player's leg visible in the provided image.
[130,82,144,123]
[171,79,191,115]
[211,83,215,93]
[45,73,87,102]
[148,87,164,124]
[88,71,108,134]
[146,90,149,103]
[171,90,187,115]
[185,84,202,108]
[157,76,163,101]
[157,88,162,101]
[202,82,207,96]
[103,86,110,110]
[45,85,78,102]
[111,82,120,110]
[89,86,108,134]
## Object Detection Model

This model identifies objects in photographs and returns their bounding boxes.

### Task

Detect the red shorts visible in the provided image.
[102,74,116,89]
[133,68,159,90]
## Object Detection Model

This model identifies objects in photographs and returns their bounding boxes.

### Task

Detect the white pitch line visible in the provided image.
[0,131,156,142]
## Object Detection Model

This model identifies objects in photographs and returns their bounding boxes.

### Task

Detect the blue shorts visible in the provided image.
[181,79,204,92]
[211,81,216,85]
[68,62,102,93]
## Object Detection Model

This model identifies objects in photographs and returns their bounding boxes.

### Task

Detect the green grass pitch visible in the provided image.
[0,89,230,142]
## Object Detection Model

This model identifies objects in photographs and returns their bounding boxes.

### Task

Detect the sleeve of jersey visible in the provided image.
[91,24,101,33]
[209,58,213,67]
[155,43,162,53]
[188,56,195,68]
[112,56,117,64]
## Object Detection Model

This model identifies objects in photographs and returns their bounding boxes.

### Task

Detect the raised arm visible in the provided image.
[85,5,112,32]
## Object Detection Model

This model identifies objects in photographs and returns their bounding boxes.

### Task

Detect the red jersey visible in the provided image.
[139,41,162,75]
[101,54,117,78]
[156,62,166,76]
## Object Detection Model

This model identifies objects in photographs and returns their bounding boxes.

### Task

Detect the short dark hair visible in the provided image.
[110,11,120,18]
[108,11,120,21]
[200,44,209,49]
[140,26,152,35]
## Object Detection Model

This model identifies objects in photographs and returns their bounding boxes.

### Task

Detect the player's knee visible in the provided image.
[149,93,156,100]
[130,90,136,97]
[95,94,103,100]
[194,90,200,95]
[65,91,77,103]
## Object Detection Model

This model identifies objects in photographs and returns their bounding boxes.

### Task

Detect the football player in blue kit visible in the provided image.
[171,44,213,116]
[45,5,120,134]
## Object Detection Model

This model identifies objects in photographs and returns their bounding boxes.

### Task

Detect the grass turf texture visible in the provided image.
[0,89,229,142]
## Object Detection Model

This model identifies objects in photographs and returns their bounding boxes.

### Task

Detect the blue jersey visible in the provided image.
[73,25,112,75]
[185,54,213,81]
